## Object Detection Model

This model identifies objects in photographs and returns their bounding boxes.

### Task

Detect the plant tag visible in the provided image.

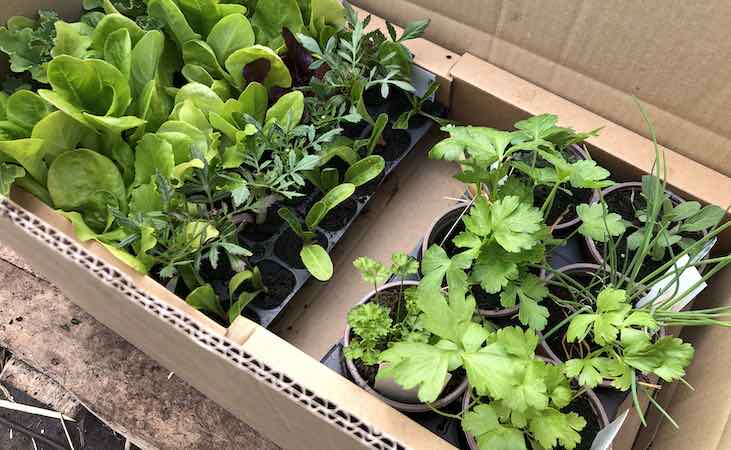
[636,254,706,311]
[374,363,451,403]
[411,65,437,100]
[590,409,629,450]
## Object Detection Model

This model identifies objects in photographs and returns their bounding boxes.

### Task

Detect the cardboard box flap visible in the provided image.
[351,0,731,178]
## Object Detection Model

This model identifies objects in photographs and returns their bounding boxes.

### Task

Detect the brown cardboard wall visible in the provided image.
[351,0,731,178]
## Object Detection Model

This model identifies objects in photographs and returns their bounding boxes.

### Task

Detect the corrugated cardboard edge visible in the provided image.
[0,195,453,450]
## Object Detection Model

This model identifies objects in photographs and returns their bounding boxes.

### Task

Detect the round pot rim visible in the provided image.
[584,181,689,266]
[343,280,469,412]
[461,360,611,450]
[420,203,469,263]
[420,204,520,318]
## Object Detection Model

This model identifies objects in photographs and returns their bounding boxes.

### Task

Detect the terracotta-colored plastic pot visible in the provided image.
[420,204,519,318]
[539,263,664,388]
[583,181,687,267]
[461,359,611,450]
[343,281,469,413]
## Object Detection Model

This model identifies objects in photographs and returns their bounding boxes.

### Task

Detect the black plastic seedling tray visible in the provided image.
[240,107,445,328]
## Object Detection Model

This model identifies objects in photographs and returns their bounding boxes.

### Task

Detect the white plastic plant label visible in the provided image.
[411,65,437,100]
[635,245,712,311]
[590,409,629,450]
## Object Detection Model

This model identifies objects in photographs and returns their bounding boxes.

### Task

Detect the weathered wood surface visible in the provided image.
[0,243,278,450]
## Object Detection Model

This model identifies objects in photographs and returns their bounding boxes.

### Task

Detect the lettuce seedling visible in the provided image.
[278,183,355,281]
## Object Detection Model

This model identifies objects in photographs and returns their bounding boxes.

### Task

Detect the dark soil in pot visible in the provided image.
[588,183,703,280]
[407,100,443,128]
[354,170,386,200]
[514,145,593,232]
[250,259,297,309]
[344,282,468,412]
[375,125,412,162]
[240,206,284,242]
[385,88,412,118]
[319,198,358,231]
[363,86,389,108]
[560,395,602,450]
[340,119,369,139]
[421,205,468,261]
[274,228,329,269]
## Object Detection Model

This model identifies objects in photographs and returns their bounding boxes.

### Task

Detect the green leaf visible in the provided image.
[186,284,226,319]
[399,18,430,41]
[251,0,305,48]
[416,286,474,343]
[564,357,612,388]
[6,90,52,131]
[301,244,333,281]
[31,111,91,162]
[597,287,627,311]
[278,207,306,238]
[623,336,694,382]
[344,155,385,186]
[576,202,627,242]
[47,149,126,232]
[681,205,725,232]
[228,291,259,324]
[265,90,304,129]
[91,13,144,53]
[207,13,255,66]
[568,159,613,189]
[472,243,519,294]
[305,183,355,229]
[352,256,391,285]
[176,0,221,36]
[41,55,132,119]
[491,196,543,252]
[529,408,586,450]
[147,0,201,46]
[182,39,226,78]
[51,21,93,59]
[134,134,175,186]
[377,342,451,403]
[420,244,472,305]
[225,45,292,89]
[0,163,25,196]
[130,30,165,98]
[474,426,527,450]
[516,275,549,331]
[565,314,597,343]
[462,404,501,437]
[104,28,132,79]
[238,81,268,123]
[669,201,701,221]
[0,138,47,184]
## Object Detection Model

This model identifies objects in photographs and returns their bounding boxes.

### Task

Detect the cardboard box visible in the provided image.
[2,2,731,449]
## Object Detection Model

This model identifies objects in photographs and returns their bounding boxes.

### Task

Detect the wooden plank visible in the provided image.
[0,250,278,450]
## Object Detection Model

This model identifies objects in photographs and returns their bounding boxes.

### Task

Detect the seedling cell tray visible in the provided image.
[241,108,445,328]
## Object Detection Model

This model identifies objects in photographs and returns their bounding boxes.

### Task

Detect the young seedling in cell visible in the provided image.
[278,183,356,281]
